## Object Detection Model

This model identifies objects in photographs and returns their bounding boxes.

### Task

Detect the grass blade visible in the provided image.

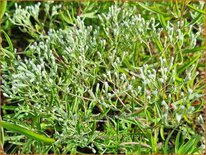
[1,47,15,59]
[0,0,7,19]
[182,46,205,54]
[158,14,167,28]
[160,125,165,141]
[0,117,4,152]
[137,3,167,16]
[0,121,55,143]
[175,131,181,153]
[177,135,201,154]
[177,54,200,75]
[1,30,14,52]
[163,126,177,154]
[154,37,164,53]
[187,12,203,26]
[186,4,205,15]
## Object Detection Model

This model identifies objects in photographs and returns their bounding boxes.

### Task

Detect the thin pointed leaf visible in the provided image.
[1,121,55,143]
[163,127,177,154]
[178,135,201,154]
[182,46,205,54]
[0,0,7,19]
[1,29,14,52]
[177,54,200,75]
[186,4,205,14]
[175,131,181,153]
[137,3,167,16]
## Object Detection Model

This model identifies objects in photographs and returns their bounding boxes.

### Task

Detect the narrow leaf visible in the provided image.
[163,127,177,154]
[182,46,205,54]
[0,0,7,19]
[1,29,14,52]
[1,121,55,143]
[175,131,181,153]
[154,37,164,53]
[178,135,201,154]
[137,3,167,16]
[160,125,165,141]
[186,4,205,14]
[177,54,200,75]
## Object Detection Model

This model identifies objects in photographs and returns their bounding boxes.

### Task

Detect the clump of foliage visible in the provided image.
[1,1,205,154]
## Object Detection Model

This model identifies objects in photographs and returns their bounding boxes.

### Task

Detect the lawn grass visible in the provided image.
[0,1,205,154]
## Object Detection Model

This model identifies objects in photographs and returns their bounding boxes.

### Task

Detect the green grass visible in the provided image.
[0,1,205,154]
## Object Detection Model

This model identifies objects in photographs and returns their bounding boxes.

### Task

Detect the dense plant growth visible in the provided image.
[0,1,205,154]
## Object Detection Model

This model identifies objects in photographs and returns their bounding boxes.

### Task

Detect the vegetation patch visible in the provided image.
[0,1,205,154]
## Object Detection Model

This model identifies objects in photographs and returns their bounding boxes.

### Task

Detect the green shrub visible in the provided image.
[1,1,205,154]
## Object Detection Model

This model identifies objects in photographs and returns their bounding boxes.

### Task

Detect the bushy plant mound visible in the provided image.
[1,1,205,154]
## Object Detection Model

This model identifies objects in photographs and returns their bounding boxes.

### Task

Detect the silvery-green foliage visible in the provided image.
[1,2,205,154]
[99,3,203,60]
[6,2,62,37]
